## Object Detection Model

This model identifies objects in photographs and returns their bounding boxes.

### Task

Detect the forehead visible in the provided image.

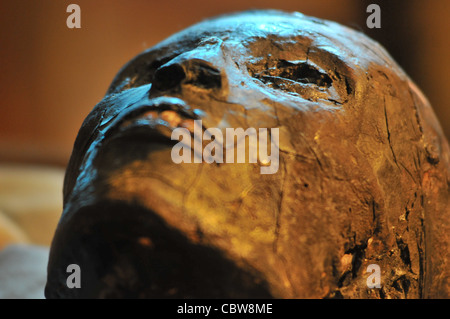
[160,11,323,42]
[153,11,388,65]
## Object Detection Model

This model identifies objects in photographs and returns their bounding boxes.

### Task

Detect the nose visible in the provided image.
[151,59,222,92]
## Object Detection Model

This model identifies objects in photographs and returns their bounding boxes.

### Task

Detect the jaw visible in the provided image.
[45,200,273,298]
[48,133,296,298]
[46,131,277,298]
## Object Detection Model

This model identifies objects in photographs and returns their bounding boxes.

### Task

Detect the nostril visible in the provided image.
[187,62,222,89]
[152,59,223,92]
[152,63,186,91]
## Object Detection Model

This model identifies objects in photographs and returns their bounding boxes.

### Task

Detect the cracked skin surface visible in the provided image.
[46,10,449,298]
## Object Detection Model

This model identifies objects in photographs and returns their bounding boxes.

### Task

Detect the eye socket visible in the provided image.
[252,59,332,89]
[283,61,332,87]
[247,58,347,105]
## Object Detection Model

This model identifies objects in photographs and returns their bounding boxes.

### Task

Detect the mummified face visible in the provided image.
[46,10,449,298]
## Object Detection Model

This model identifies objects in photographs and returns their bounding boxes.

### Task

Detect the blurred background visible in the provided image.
[0,0,449,167]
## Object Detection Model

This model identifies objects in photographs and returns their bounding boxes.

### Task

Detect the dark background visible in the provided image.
[1,0,448,166]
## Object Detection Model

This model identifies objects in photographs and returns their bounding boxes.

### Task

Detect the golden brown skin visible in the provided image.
[46,10,449,298]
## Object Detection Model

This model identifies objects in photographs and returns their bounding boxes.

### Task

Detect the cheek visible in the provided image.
[180,163,285,286]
